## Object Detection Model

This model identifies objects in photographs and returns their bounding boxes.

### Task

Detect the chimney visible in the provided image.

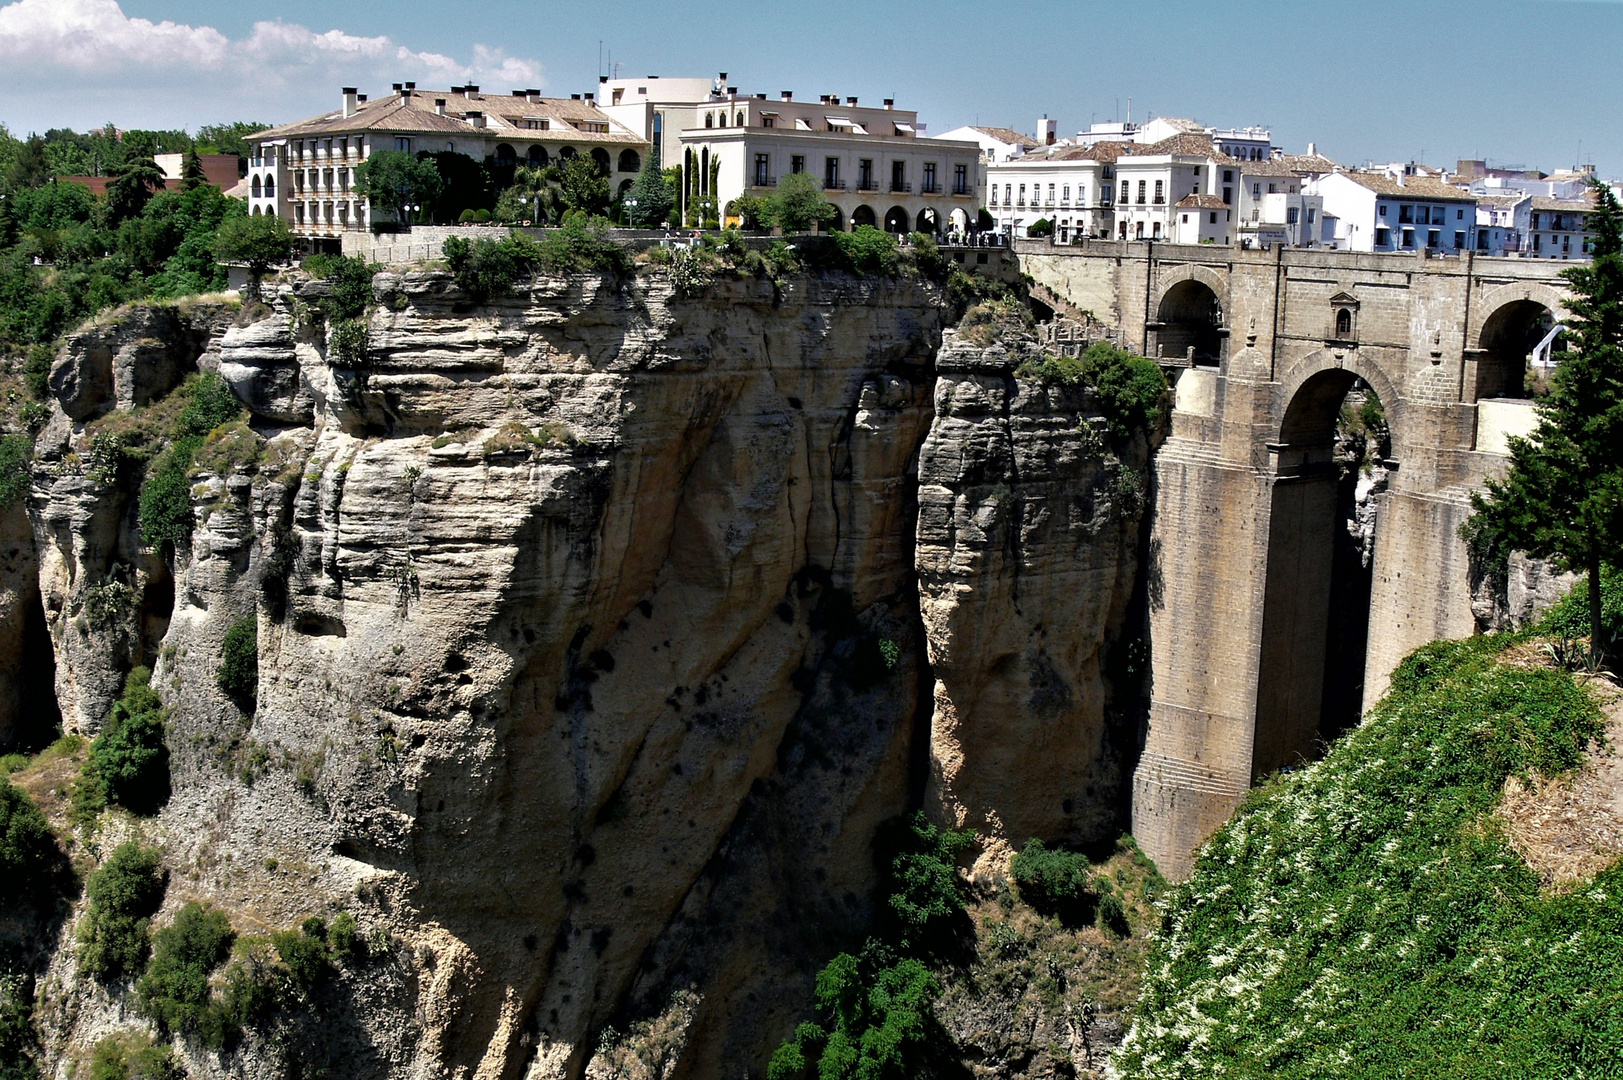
[357,94,367,103]
[1307,141,1316,156]
[434,98,446,117]
[599,75,608,84]
[571,93,581,100]
[781,90,792,100]
[727,87,737,96]
[342,87,358,119]
[756,93,766,100]
[466,111,485,129]
[846,96,858,106]
[718,72,728,83]
[883,98,894,110]
[1038,114,1057,145]
[405,81,416,91]
[585,92,594,102]
[401,87,412,101]
[392,83,404,93]
[527,89,542,103]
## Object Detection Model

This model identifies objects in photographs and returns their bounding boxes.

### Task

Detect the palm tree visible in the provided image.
[508,166,559,225]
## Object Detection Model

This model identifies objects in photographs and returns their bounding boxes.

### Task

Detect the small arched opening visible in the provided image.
[1256,368,1392,774]
[883,206,909,234]
[704,113,714,128]
[618,178,633,198]
[264,177,275,197]
[949,207,970,235]
[1476,299,1562,399]
[915,207,939,235]
[251,205,262,216]
[528,145,549,167]
[851,205,876,228]
[251,176,262,198]
[1156,279,1226,366]
[618,148,640,173]
[494,143,517,166]
[735,111,745,127]
[559,146,577,161]
[591,147,611,175]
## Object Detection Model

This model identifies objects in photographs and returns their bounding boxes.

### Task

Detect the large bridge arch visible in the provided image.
[1471,284,1571,400]
[1275,351,1404,457]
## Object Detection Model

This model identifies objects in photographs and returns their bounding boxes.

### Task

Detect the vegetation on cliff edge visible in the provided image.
[1114,633,1620,1079]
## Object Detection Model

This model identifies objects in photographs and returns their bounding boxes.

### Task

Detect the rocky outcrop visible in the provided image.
[916,333,1159,874]
[4,267,1162,1079]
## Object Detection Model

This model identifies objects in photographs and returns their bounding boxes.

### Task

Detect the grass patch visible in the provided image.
[1115,635,1618,1079]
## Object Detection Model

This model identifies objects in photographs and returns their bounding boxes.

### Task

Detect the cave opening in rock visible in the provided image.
[140,562,175,669]
[1253,370,1388,778]
[15,591,62,753]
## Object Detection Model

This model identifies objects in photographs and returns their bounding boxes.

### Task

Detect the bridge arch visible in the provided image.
[1155,277,1227,367]
[1472,287,1570,399]
[1276,351,1403,457]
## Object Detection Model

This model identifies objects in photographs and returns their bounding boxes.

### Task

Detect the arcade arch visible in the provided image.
[1475,299,1562,399]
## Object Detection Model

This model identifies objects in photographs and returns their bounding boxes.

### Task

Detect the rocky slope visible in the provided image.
[1,266,1159,1080]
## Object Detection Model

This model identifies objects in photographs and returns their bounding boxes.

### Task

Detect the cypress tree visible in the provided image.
[1466,180,1623,657]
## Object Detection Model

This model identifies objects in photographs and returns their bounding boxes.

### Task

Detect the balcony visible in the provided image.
[823,179,846,191]
[920,182,941,195]
[857,180,877,191]
[752,174,777,188]
[953,185,970,197]
[890,181,912,194]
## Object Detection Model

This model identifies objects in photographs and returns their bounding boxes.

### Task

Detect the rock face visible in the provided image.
[916,335,1159,874]
[6,271,1156,1079]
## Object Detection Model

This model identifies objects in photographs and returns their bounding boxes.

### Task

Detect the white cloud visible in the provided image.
[0,0,544,129]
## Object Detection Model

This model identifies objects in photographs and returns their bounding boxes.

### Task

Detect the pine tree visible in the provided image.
[625,149,673,229]
[180,149,207,191]
[1466,180,1623,657]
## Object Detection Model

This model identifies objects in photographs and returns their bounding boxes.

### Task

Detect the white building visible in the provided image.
[1526,195,1594,260]
[935,124,1043,163]
[1308,172,1476,253]
[247,84,648,243]
[598,72,980,233]
[985,141,1130,241]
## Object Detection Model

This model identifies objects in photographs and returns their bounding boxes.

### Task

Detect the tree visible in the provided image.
[194,122,269,176]
[354,149,442,224]
[768,172,838,233]
[1466,179,1623,658]
[211,213,290,298]
[503,165,558,224]
[179,149,207,191]
[625,150,674,229]
[5,135,49,190]
[421,150,492,224]
[106,158,166,224]
[554,155,610,217]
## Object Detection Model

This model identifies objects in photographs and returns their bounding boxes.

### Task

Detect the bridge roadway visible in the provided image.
[1014,238,1572,878]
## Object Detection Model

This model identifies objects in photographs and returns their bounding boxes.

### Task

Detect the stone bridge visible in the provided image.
[1017,239,1574,877]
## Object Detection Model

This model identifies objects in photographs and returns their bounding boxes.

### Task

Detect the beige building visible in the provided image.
[598,72,980,233]
[247,84,648,244]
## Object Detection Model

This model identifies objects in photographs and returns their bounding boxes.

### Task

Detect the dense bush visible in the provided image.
[75,666,169,822]
[136,902,234,1042]
[1010,839,1096,924]
[302,254,377,322]
[1116,634,1617,1079]
[138,373,245,549]
[1018,341,1167,441]
[216,615,258,709]
[0,434,31,508]
[770,813,973,1079]
[1540,565,1623,648]
[0,778,62,906]
[78,842,166,983]
[328,318,369,367]
[0,981,38,1080]
[87,1033,181,1080]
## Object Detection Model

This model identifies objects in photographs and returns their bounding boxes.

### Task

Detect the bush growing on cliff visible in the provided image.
[87,1032,181,1080]
[0,778,64,906]
[74,666,169,823]
[78,842,166,983]
[137,372,245,549]
[769,813,973,1080]
[137,902,234,1043]
[1010,839,1097,925]
[302,254,378,322]
[0,978,40,1080]
[1115,634,1619,1079]
[0,434,31,508]
[216,615,258,711]
[1018,341,1166,441]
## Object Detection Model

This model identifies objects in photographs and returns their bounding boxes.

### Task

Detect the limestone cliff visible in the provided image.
[1,267,1158,1079]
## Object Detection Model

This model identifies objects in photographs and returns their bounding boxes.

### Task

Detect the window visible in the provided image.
[954,163,968,195]
[1268,183,1277,194]
[1223,169,1233,183]
[736,111,745,126]
[1399,205,1414,223]
[524,118,550,130]
[394,137,413,152]
[825,156,840,188]
[1532,213,1541,230]
[1379,204,1387,218]
[763,116,775,128]
[1046,183,1054,204]
[1018,183,1026,206]
[1137,180,1146,204]
[1222,186,1232,205]
[892,160,907,191]
[1287,207,1300,224]
[704,113,713,128]
[755,154,771,186]
[1252,183,1261,200]
[1102,184,1112,205]
[1402,228,1415,248]
[1153,222,1162,239]
[1456,231,1466,248]
[1153,180,1163,204]
[1427,229,1440,248]
[1209,211,1218,224]
[1062,185,1071,204]
[1336,308,1352,338]
[1376,227,1390,247]
[1307,208,1316,223]
[791,155,805,174]
[859,159,874,189]
[1181,214,1189,224]
[991,185,999,206]
[923,161,937,193]
[1004,184,1012,204]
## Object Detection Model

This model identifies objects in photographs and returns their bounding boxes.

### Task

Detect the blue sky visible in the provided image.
[0,0,1616,176]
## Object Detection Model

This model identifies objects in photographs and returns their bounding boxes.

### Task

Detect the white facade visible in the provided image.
[985,146,1123,240]
[1309,173,1476,253]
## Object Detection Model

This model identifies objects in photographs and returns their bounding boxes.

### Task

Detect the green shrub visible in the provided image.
[0,777,62,906]
[0,979,39,1080]
[303,254,377,321]
[328,319,369,367]
[76,666,169,822]
[78,841,166,983]
[1010,839,1096,924]
[1540,565,1623,647]
[136,443,197,549]
[216,615,257,709]
[881,811,974,942]
[901,232,950,280]
[22,346,52,400]
[770,947,940,1080]
[1018,341,1167,441]
[0,434,31,509]
[136,901,234,1042]
[87,1032,181,1080]
[1026,217,1054,238]
[175,372,242,439]
[1115,635,1615,1078]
